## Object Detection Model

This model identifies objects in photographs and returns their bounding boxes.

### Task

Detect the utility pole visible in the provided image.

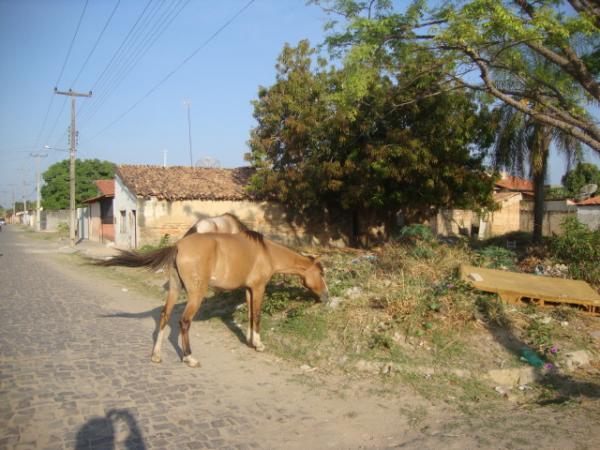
[183,99,193,167]
[30,152,48,231]
[55,87,91,247]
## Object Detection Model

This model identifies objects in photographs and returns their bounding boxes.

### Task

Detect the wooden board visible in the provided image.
[459,264,600,316]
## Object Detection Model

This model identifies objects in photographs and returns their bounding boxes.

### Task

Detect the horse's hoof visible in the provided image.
[255,343,265,352]
[183,355,200,368]
[151,354,162,363]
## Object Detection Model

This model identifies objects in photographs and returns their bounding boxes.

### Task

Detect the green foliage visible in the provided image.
[526,319,554,353]
[56,222,69,236]
[139,234,171,253]
[247,40,496,234]
[397,224,434,243]
[550,216,600,284]
[475,245,516,269]
[545,186,570,200]
[41,159,115,210]
[313,0,600,154]
[562,162,600,196]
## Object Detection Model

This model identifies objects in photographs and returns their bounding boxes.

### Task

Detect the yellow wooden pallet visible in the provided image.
[460,264,600,316]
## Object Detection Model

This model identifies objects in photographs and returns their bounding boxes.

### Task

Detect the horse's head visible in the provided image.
[302,257,329,304]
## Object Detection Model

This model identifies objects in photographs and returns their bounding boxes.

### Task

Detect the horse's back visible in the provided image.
[177,232,269,289]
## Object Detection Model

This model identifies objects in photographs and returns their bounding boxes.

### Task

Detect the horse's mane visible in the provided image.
[222,213,264,245]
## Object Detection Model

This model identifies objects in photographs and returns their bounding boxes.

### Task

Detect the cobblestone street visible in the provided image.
[0,227,422,450]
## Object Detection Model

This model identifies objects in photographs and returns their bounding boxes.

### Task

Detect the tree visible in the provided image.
[246,41,497,242]
[562,162,600,195]
[312,0,600,154]
[41,159,115,210]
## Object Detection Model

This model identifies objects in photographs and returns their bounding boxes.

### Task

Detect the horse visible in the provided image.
[97,224,329,368]
[183,213,245,237]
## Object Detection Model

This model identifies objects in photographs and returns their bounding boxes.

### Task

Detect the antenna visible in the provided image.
[576,184,598,201]
[195,156,221,168]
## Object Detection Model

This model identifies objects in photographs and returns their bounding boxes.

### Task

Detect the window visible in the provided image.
[120,210,126,233]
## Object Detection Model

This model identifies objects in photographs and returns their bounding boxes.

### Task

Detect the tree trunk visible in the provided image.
[531,127,551,243]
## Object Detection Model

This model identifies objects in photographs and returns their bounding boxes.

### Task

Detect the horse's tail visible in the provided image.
[95,245,178,271]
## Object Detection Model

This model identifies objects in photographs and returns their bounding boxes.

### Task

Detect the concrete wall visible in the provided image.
[40,210,70,231]
[487,195,522,236]
[135,198,339,247]
[432,209,477,237]
[520,200,577,236]
[578,206,600,231]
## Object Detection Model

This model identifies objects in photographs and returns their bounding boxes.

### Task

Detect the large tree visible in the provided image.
[246,40,496,242]
[41,159,115,210]
[312,0,600,154]
[562,161,600,195]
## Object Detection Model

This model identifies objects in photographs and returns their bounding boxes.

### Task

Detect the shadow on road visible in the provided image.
[100,290,248,358]
[75,408,146,450]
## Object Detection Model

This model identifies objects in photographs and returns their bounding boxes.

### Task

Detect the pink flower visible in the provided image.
[550,346,558,354]
[544,363,554,370]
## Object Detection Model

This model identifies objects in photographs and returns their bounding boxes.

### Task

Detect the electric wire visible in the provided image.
[76,0,162,121]
[33,0,90,149]
[79,0,190,127]
[70,0,122,89]
[84,0,256,143]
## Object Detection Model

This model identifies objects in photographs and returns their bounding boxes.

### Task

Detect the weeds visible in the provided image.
[550,216,600,285]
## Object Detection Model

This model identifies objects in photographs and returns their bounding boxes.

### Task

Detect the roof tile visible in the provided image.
[115,165,256,201]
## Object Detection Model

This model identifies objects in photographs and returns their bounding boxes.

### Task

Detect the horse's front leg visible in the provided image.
[249,285,266,352]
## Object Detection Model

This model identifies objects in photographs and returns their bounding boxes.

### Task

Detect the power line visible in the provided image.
[70,0,122,88]
[76,0,168,122]
[79,0,191,127]
[88,0,154,94]
[33,0,90,149]
[55,0,90,87]
[85,0,256,142]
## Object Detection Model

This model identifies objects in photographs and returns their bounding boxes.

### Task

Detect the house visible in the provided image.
[82,180,115,243]
[432,174,533,239]
[112,165,340,249]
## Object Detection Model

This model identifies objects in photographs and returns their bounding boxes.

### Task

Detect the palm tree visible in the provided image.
[493,105,581,242]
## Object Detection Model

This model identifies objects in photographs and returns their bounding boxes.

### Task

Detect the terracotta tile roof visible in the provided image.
[576,195,600,206]
[95,179,115,197]
[495,175,534,192]
[115,165,256,201]
[83,179,115,203]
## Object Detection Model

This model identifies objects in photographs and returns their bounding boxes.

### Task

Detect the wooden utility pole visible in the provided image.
[54,88,91,247]
[30,152,48,231]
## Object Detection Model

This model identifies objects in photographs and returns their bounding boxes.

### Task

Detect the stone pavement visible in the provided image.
[0,227,262,450]
[0,227,438,450]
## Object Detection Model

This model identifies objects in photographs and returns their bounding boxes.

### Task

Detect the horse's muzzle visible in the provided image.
[320,290,329,304]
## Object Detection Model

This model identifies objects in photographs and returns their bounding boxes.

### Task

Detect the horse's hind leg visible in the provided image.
[151,268,180,363]
[179,280,208,368]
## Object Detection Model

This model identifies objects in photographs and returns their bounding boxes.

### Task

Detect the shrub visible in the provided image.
[475,245,516,269]
[397,224,434,243]
[551,216,600,284]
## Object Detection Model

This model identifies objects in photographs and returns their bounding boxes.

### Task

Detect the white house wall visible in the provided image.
[114,175,138,248]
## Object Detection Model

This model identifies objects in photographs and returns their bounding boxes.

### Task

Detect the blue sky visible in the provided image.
[0,0,598,209]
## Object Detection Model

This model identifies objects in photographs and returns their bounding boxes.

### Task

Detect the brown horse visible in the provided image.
[98,227,328,368]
